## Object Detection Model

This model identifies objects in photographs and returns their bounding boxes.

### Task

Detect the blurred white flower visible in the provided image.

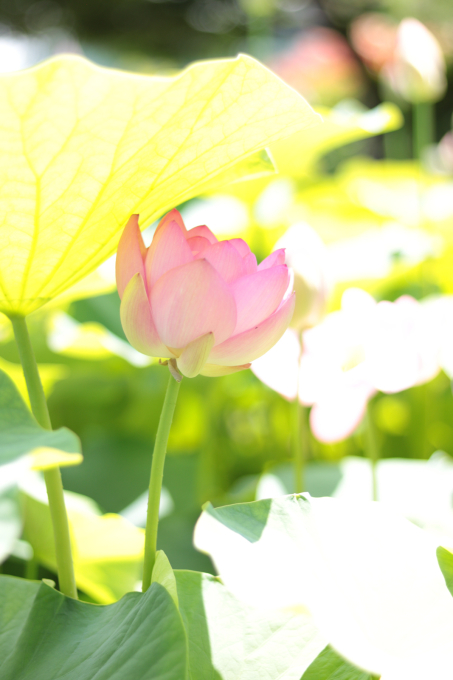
[275,222,330,331]
[254,288,442,443]
[382,18,447,103]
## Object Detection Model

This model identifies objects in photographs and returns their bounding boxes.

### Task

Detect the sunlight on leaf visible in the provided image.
[21,473,144,603]
[0,367,81,472]
[269,102,403,177]
[194,495,453,680]
[0,355,66,408]
[175,569,326,680]
[0,54,320,317]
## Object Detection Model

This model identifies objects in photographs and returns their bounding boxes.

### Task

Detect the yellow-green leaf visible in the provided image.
[21,476,144,603]
[269,102,403,177]
[0,54,320,317]
[29,447,83,470]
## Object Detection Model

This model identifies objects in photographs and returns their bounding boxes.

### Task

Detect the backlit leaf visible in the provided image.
[194,494,453,680]
[21,475,144,603]
[0,54,320,316]
[175,569,326,679]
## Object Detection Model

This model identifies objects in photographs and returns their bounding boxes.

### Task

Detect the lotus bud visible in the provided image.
[116,210,295,379]
[275,223,330,332]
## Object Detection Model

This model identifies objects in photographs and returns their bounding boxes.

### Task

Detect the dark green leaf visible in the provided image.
[0,574,188,680]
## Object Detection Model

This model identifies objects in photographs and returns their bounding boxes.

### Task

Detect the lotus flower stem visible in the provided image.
[11,315,77,599]
[142,370,181,592]
[365,400,379,502]
[292,333,306,493]
[413,102,435,159]
[292,397,305,494]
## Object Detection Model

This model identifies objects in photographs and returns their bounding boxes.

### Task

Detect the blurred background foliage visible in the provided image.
[2,0,453,586]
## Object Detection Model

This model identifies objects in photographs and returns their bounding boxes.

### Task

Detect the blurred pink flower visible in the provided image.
[270,27,365,106]
[350,13,398,74]
[253,288,441,443]
[116,210,295,378]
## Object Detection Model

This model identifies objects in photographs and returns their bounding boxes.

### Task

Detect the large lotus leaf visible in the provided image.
[0,574,188,680]
[194,494,453,680]
[21,474,144,603]
[256,455,453,546]
[302,645,373,680]
[269,102,403,178]
[175,569,326,680]
[0,367,81,471]
[0,54,320,316]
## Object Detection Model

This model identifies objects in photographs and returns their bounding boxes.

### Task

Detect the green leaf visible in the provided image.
[302,645,373,680]
[0,574,188,680]
[0,368,81,471]
[21,475,144,603]
[195,495,453,679]
[0,54,319,316]
[437,547,453,597]
[269,102,403,178]
[175,569,326,679]
[152,550,179,609]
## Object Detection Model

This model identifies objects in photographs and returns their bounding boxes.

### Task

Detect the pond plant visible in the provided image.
[0,51,453,680]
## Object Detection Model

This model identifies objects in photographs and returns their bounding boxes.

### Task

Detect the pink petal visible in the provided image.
[197,241,246,283]
[187,225,218,244]
[155,209,187,237]
[231,265,290,335]
[116,215,146,299]
[200,363,251,377]
[209,293,295,366]
[120,273,172,358]
[177,332,215,378]
[243,252,258,275]
[151,259,237,349]
[145,220,194,288]
[186,235,211,256]
[229,238,251,258]
[258,249,286,271]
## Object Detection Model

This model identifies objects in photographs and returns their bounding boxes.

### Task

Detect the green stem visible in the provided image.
[11,315,77,599]
[413,102,435,160]
[365,401,379,502]
[142,372,181,592]
[25,557,38,581]
[292,398,304,493]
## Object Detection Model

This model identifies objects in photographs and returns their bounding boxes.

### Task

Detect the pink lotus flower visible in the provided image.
[116,210,295,378]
